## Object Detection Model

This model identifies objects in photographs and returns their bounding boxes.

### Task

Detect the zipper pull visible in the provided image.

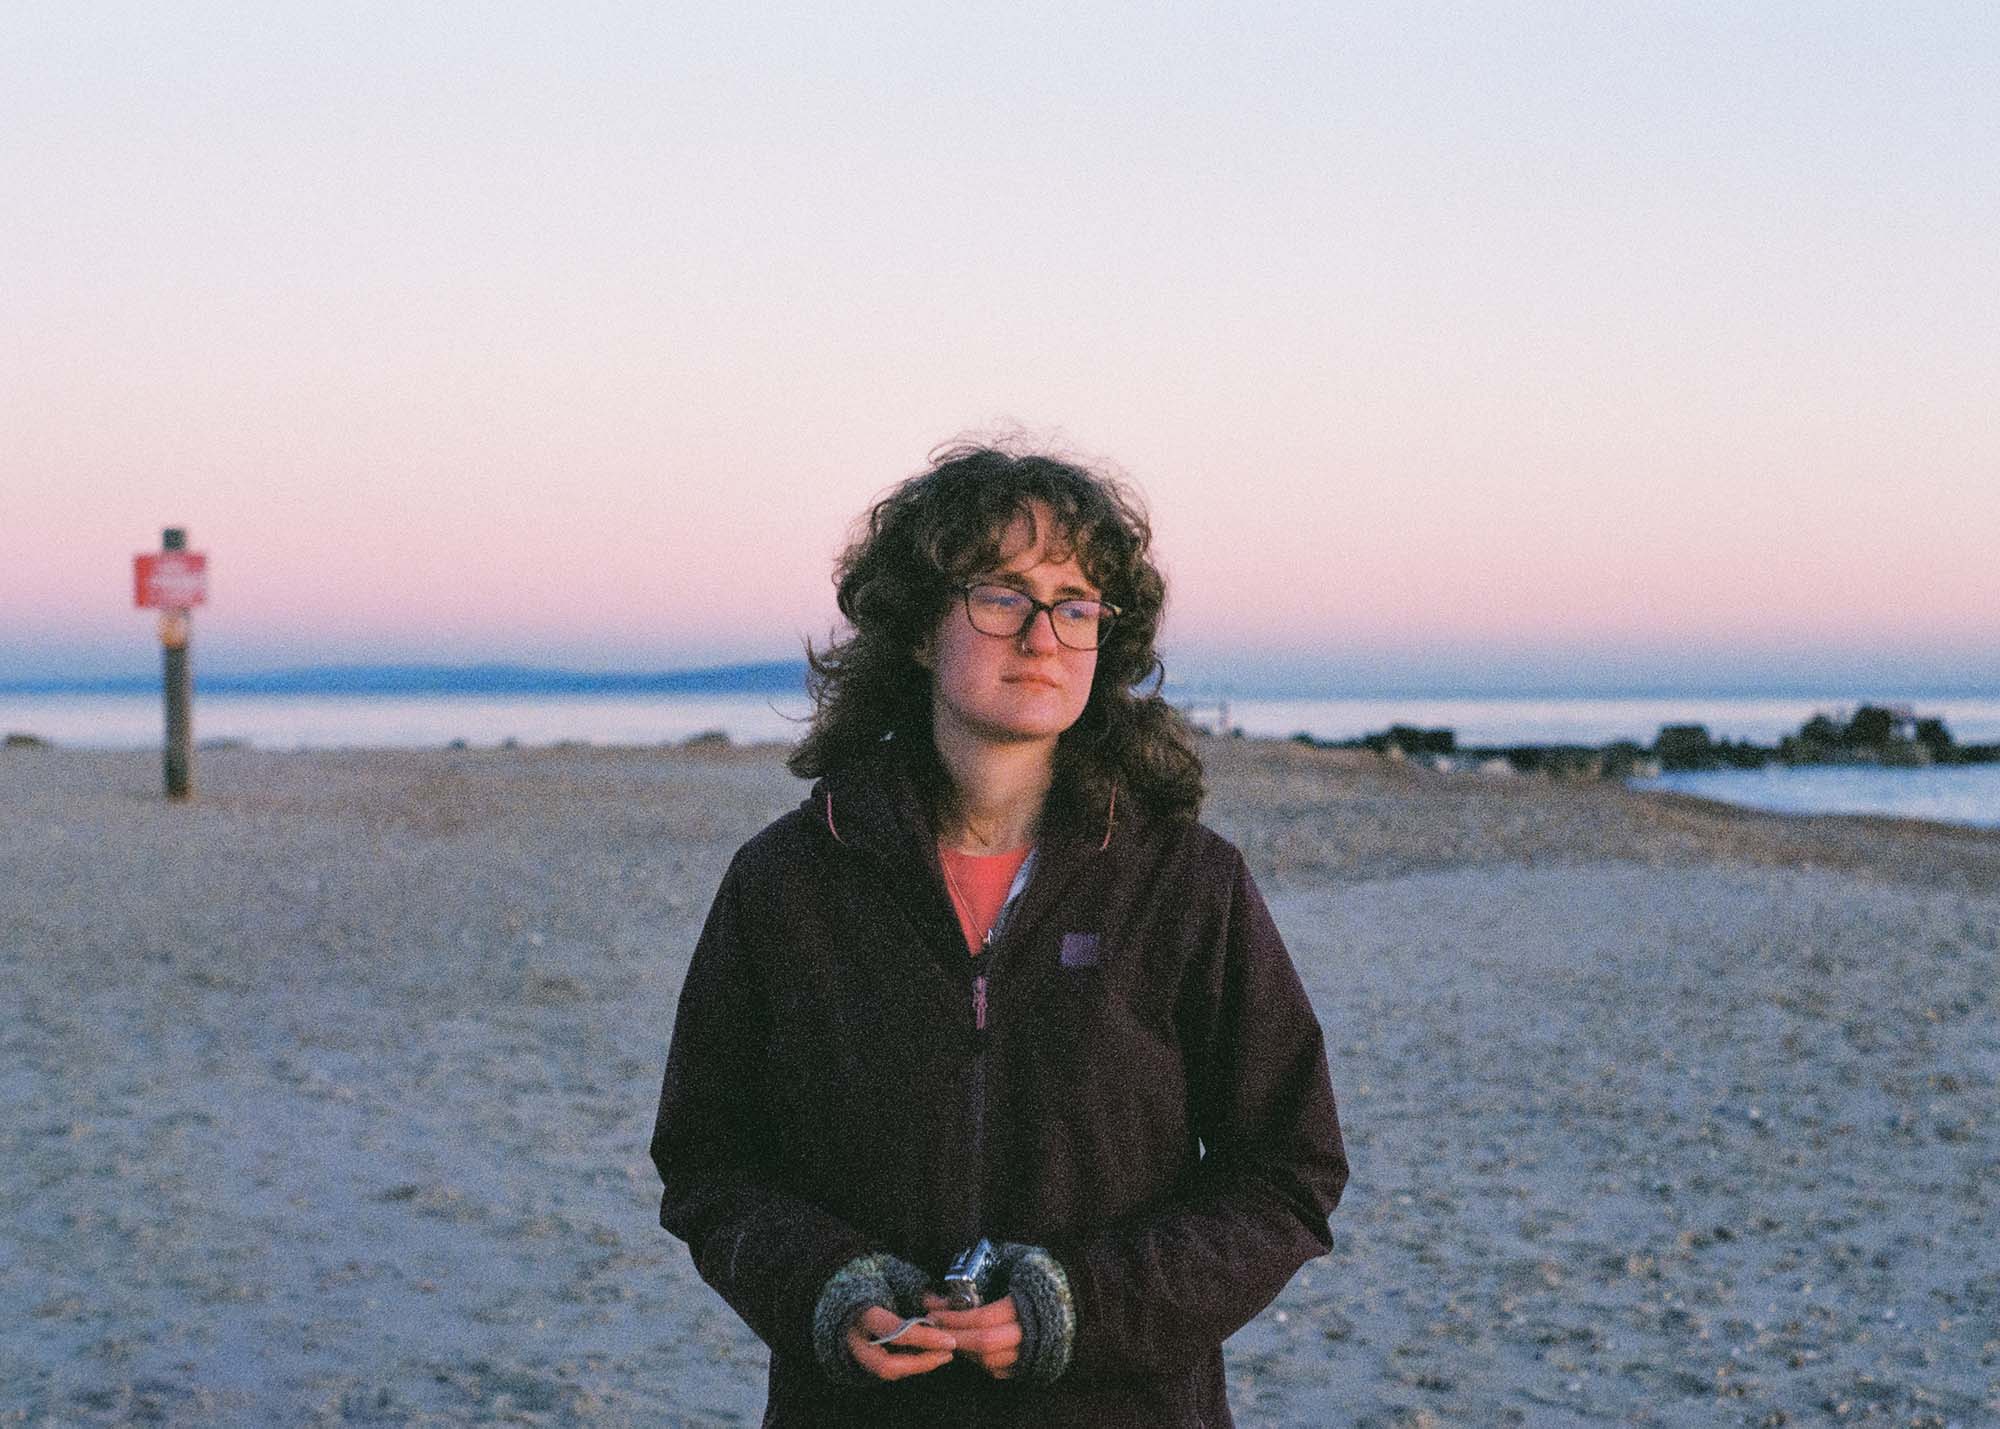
[972,970,988,1032]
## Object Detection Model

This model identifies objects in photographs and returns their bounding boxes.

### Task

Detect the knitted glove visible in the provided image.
[983,1242,1076,1384]
[811,1252,933,1385]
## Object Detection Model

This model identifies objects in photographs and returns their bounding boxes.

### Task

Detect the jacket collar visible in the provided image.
[805,737,1120,862]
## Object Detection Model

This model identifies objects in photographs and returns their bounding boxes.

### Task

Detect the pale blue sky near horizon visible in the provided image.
[4,3,1996,696]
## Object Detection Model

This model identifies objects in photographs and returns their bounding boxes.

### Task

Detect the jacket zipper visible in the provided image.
[842,816,1036,1270]
[964,929,992,1250]
[960,852,1035,1256]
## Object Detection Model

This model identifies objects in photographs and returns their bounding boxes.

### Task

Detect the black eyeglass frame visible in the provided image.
[955,583,1123,651]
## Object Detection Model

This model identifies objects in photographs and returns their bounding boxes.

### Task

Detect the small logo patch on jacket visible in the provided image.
[1059,933,1100,969]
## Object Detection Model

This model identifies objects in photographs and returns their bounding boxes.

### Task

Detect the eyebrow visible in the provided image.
[981,573,1100,601]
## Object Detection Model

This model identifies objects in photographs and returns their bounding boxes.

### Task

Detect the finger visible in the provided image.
[927,1295,1019,1331]
[848,1315,955,1382]
[956,1341,1018,1379]
[861,1315,942,1349]
[848,1310,957,1376]
[851,1340,955,1381]
[921,1293,949,1312]
[855,1305,912,1336]
[945,1321,1022,1356]
[853,1308,956,1351]
[924,1296,999,1324]
[855,1325,958,1356]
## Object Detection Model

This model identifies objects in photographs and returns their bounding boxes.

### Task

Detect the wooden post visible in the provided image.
[160,527,194,800]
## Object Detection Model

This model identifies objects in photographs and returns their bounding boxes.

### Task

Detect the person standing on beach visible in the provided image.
[650,443,1347,1426]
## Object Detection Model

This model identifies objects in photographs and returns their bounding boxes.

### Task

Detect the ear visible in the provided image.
[912,634,935,672]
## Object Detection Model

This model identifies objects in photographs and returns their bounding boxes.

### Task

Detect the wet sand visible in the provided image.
[4,739,1996,1425]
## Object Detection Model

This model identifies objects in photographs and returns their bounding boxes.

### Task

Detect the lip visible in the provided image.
[1003,674,1061,690]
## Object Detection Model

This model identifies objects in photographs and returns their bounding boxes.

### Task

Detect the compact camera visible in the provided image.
[942,1238,996,1311]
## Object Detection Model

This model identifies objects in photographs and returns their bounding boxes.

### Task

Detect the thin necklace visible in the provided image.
[939,847,975,927]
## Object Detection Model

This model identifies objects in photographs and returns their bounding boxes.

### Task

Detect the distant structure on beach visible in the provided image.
[1773,704,1964,768]
[1296,703,2000,782]
[1295,723,1662,781]
[1657,704,1983,772]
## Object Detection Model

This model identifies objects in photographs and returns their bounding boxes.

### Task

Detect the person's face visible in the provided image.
[920,504,1100,750]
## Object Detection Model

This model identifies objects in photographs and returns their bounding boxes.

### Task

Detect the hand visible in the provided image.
[924,1292,1023,1379]
[846,1305,956,1382]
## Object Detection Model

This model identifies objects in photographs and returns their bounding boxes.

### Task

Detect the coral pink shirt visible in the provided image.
[939,844,1033,955]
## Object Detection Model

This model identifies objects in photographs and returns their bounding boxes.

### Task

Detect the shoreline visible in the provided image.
[11,688,2000,762]
[11,726,2000,836]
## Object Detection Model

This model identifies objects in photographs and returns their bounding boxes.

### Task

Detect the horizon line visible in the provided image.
[4,658,2000,704]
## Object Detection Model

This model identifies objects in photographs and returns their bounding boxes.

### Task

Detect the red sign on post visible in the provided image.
[134,551,208,609]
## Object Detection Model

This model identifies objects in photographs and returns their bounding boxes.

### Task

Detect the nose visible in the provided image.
[1018,606,1063,654]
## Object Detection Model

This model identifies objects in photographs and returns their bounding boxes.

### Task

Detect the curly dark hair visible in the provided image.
[789,442,1204,823]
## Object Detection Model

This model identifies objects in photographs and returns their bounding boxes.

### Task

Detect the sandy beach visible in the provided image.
[4,737,1996,1426]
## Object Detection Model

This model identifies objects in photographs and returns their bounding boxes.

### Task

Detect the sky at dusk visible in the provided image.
[4,4,1996,695]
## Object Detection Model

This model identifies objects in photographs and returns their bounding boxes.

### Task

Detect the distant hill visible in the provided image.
[0,660,811,697]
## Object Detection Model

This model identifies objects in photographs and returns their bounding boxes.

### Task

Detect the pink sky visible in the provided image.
[4,6,1996,692]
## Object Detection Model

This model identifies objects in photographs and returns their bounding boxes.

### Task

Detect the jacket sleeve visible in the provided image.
[1057,847,1348,1378]
[650,851,877,1369]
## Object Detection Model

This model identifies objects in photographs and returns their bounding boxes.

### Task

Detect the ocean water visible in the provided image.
[7,690,2000,829]
[1630,765,2000,830]
[0,691,813,751]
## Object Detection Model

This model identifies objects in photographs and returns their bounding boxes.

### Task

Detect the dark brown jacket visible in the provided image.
[651,747,1347,1426]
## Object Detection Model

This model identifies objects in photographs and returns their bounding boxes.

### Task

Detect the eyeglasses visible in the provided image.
[957,583,1121,651]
